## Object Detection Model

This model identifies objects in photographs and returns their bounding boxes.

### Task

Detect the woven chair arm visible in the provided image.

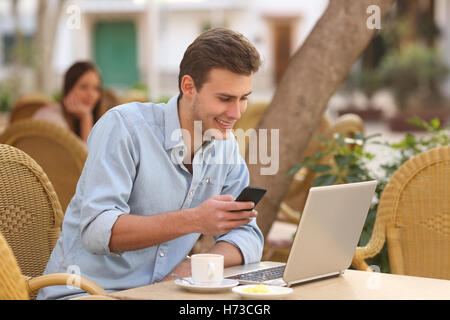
[26,273,107,296]
[352,227,387,271]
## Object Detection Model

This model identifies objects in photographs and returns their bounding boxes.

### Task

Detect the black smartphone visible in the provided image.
[231,186,267,212]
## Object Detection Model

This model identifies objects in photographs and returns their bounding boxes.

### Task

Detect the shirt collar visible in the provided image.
[164,95,185,151]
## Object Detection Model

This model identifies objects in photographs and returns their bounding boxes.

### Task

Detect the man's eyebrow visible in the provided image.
[216,91,253,98]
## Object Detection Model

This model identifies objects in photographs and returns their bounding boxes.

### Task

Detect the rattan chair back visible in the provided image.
[0,119,87,211]
[10,93,53,124]
[0,144,64,279]
[0,231,29,299]
[353,146,450,279]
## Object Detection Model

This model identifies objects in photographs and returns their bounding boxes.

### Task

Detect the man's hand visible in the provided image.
[190,194,257,236]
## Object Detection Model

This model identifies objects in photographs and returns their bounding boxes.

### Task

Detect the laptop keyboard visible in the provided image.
[226,265,286,282]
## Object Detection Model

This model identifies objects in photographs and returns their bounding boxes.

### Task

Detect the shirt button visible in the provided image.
[188,190,193,196]
[204,178,210,184]
[159,251,165,257]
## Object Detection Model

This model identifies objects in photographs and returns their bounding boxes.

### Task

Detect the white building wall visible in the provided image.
[0,0,329,101]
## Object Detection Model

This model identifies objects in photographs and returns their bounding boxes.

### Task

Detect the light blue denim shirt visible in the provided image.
[37,95,264,300]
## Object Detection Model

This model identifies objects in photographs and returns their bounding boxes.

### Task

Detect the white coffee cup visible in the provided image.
[190,254,224,285]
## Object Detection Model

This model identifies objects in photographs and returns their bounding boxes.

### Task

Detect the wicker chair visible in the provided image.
[0,119,87,211]
[0,143,64,279]
[0,230,108,300]
[97,88,119,118]
[352,146,450,280]
[9,93,53,124]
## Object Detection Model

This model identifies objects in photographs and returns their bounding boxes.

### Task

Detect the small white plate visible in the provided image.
[232,285,293,300]
[174,278,239,293]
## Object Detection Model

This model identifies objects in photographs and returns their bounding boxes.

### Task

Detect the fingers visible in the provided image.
[212,194,234,202]
[224,200,255,212]
[214,196,255,211]
[227,209,258,221]
[220,214,256,233]
[211,196,254,212]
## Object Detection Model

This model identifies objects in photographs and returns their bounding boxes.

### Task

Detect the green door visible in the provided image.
[93,21,139,88]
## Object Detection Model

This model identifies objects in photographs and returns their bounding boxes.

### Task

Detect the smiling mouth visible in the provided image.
[215,118,234,129]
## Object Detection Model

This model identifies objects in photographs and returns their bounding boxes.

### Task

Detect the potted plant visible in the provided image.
[377,43,450,131]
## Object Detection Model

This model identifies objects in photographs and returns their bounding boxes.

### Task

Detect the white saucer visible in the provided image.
[232,285,293,299]
[174,278,239,293]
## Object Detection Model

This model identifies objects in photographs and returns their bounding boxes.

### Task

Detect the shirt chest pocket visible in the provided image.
[192,176,224,203]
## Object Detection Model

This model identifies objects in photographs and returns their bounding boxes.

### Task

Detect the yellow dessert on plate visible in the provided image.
[241,284,272,294]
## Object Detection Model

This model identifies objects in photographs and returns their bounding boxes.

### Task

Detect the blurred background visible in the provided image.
[0,0,449,274]
[0,0,328,108]
[1,0,450,125]
[1,0,450,131]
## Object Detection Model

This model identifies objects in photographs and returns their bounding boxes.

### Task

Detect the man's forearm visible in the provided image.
[108,209,196,252]
[206,241,244,267]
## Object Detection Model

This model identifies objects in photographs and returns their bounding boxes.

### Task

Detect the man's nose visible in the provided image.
[227,101,242,120]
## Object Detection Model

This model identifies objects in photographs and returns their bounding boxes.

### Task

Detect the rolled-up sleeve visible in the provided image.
[215,145,264,264]
[78,110,138,255]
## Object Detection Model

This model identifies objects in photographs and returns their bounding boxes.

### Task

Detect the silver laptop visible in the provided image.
[225,180,377,287]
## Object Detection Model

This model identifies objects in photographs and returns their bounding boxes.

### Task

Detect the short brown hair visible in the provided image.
[178,28,261,96]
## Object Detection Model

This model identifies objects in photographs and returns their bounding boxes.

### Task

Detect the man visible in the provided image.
[38,28,264,299]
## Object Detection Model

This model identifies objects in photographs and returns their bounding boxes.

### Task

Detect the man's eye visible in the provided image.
[219,97,231,102]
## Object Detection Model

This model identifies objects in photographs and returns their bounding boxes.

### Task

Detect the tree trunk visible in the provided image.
[34,0,48,92]
[34,0,66,93]
[250,0,395,238]
[9,0,22,100]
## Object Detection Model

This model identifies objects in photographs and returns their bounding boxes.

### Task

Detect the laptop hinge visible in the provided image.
[285,271,343,287]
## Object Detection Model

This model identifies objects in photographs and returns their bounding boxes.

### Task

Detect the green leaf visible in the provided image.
[364,133,382,141]
[313,151,323,160]
[404,134,417,147]
[288,163,304,176]
[311,164,332,173]
[348,166,366,177]
[354,132,364,140]
[335,154,356,167]
[334,134,345,147]
[345,175,363,183]
[315,136,330,145]
[406,116,427,129]
[313,174,338,186]
[430,118,440,129]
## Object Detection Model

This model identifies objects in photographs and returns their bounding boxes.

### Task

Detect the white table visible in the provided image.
[110,268,450,300]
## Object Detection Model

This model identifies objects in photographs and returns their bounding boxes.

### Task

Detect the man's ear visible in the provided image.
[180,75,196,98]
